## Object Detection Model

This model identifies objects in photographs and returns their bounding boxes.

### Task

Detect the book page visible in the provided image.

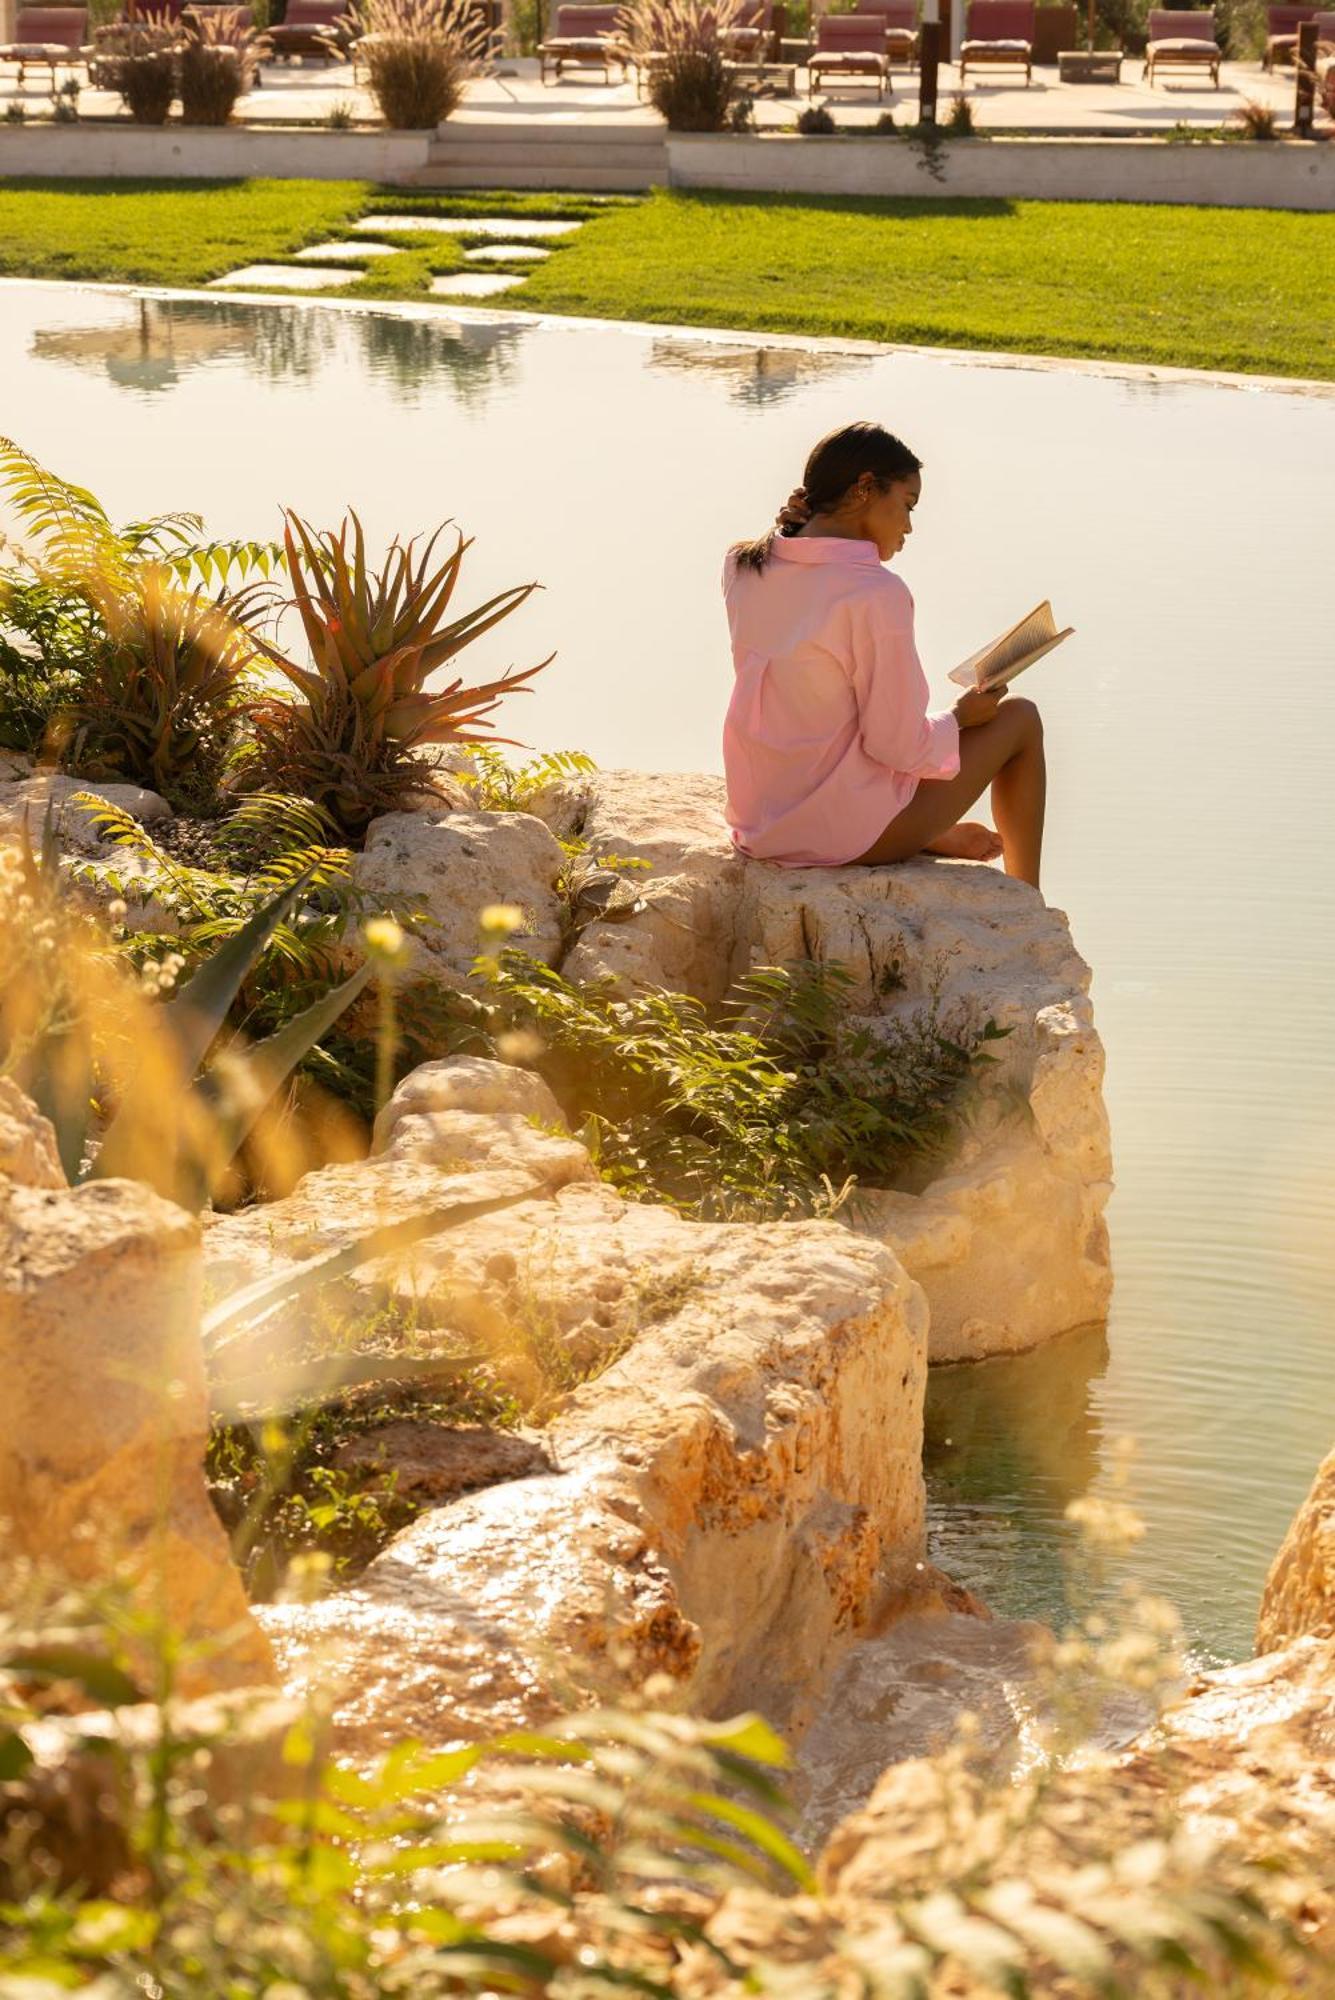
[948,601,1071,690]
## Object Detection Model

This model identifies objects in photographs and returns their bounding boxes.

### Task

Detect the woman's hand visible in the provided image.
[954,685,1007,729]
[775,487,811,532]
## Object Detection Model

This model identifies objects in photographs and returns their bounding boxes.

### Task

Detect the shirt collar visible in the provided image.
[771,535,883,568]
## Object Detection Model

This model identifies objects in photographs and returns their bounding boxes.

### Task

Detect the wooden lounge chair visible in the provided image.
[959,0,1035,82]
[1262,2,1314,67]
[0,5,87,84]
[1143,7,1220,82]
[848,0,919,69]
[261,0,354,61]
[720,0,784,62]
[538,3,630,82]
[807,11,892,96]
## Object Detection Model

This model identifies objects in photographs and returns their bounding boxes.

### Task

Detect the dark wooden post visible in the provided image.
[1295,18,1317,136]
[919,13,941,123]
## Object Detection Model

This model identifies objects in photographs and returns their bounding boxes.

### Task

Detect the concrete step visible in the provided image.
[410,162,662,189]
[438,119,664,148]
[428,138,664,169]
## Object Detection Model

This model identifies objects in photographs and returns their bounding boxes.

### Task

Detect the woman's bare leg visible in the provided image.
[853,697,1046,890]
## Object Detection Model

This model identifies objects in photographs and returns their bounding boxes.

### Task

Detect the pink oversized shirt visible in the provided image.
[722,535,960,867]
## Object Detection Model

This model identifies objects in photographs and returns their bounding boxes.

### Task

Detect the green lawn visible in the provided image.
[0,176,1330,380]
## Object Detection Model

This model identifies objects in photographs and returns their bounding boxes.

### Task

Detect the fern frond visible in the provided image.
[216,792,340,866]
[0,435,119,576]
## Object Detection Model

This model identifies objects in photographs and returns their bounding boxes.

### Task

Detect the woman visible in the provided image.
[722,421,1046,891]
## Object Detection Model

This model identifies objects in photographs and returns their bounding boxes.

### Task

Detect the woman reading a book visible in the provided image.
[722,421,1046,891]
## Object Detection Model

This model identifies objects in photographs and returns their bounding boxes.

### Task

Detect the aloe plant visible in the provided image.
[245,508,550,835]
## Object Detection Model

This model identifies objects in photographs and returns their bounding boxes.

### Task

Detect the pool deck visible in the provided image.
[0,50,1309,136]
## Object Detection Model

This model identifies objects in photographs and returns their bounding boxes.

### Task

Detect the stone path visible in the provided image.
[210,212,582,299]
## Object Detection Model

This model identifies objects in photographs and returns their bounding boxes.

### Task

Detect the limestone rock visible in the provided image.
[354,809,565,982]
[331,1422,552,1505]
[204,1056,596,1311]
[372,1051,571,1152]
[1257,1445,1335,1651]
[253,1171,927,1752]
[0,1179,272,1692]
[0,1078,64,1188]
[562,770,745,1006]
[551,771,1112,1361]
[0,775,171,856]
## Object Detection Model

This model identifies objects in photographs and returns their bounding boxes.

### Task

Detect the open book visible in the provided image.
[947,600,1075,693]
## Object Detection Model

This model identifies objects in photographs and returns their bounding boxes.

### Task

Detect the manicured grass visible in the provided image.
[0,177,370,286]
[510,189,1333,381]
[0,177,1328,379]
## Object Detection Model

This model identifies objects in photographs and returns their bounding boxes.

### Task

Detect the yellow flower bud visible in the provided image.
[479,902,525,936]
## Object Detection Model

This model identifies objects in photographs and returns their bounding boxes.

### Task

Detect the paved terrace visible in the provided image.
[0,49,1305,132]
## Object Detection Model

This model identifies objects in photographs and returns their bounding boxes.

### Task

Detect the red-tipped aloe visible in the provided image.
[246,509,551,835]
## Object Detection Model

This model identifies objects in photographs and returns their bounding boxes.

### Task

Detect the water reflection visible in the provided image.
[31,297,525,406]
[924,1322,1110,1632]
[648,336,870,406]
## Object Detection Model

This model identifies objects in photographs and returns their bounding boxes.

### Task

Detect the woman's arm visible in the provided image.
[846,583,962,780]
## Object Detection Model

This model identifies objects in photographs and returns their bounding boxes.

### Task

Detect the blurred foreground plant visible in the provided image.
[245,509,549,836]
[0,1549,1316,1998]
[0,808,372,1207]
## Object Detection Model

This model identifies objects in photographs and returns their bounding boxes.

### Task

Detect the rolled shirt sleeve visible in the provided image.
[846,578,961,783]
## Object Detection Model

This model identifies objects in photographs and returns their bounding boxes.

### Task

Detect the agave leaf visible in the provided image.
[415,582,542,674]
[202,1180,551,1358]
[6,1645,142,1708]
[88,866,323,1188]
[198,958,373,1193]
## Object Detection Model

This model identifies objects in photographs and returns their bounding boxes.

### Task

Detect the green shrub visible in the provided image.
[456,951,1006,1219]
[797,102,837,133]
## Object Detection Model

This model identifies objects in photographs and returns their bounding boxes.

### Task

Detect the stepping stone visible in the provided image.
[355,215,581,239]
[429,272,526,299]
[207,264,353,292]
[294,241,400,263]
[463,244,551,263]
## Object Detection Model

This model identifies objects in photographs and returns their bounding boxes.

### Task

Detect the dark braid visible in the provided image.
[731,421,923,573]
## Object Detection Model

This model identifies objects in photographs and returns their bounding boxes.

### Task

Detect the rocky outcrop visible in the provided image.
[353,808,567,983]
[1257,1444,1335,1651]
[547,771,1112,1363]
[0,1168,273,1694]
[204,1059,929,1751]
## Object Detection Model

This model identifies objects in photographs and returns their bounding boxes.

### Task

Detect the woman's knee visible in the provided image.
[1005,695,1043,744]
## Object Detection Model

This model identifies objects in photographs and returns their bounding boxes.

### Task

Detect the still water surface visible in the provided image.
[8,281,1335,1667]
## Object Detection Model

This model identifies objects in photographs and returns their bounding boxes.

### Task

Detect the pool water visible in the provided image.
[7,280,1335,1666]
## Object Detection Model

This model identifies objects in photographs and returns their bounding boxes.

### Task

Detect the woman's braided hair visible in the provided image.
[731,420,923,573]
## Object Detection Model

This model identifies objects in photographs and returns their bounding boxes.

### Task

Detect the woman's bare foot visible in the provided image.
[924,820,1004,863]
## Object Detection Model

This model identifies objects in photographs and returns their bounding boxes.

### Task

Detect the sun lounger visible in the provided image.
[0,5,87,84]
[1143,7,1220,82]
[261,0,354,61]
[847,0,919,69]
[720,0,785,61]
[807,11,893,95]
[959,0,1035,82]
[538,3,630,82]
[1262,2,1314,66]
